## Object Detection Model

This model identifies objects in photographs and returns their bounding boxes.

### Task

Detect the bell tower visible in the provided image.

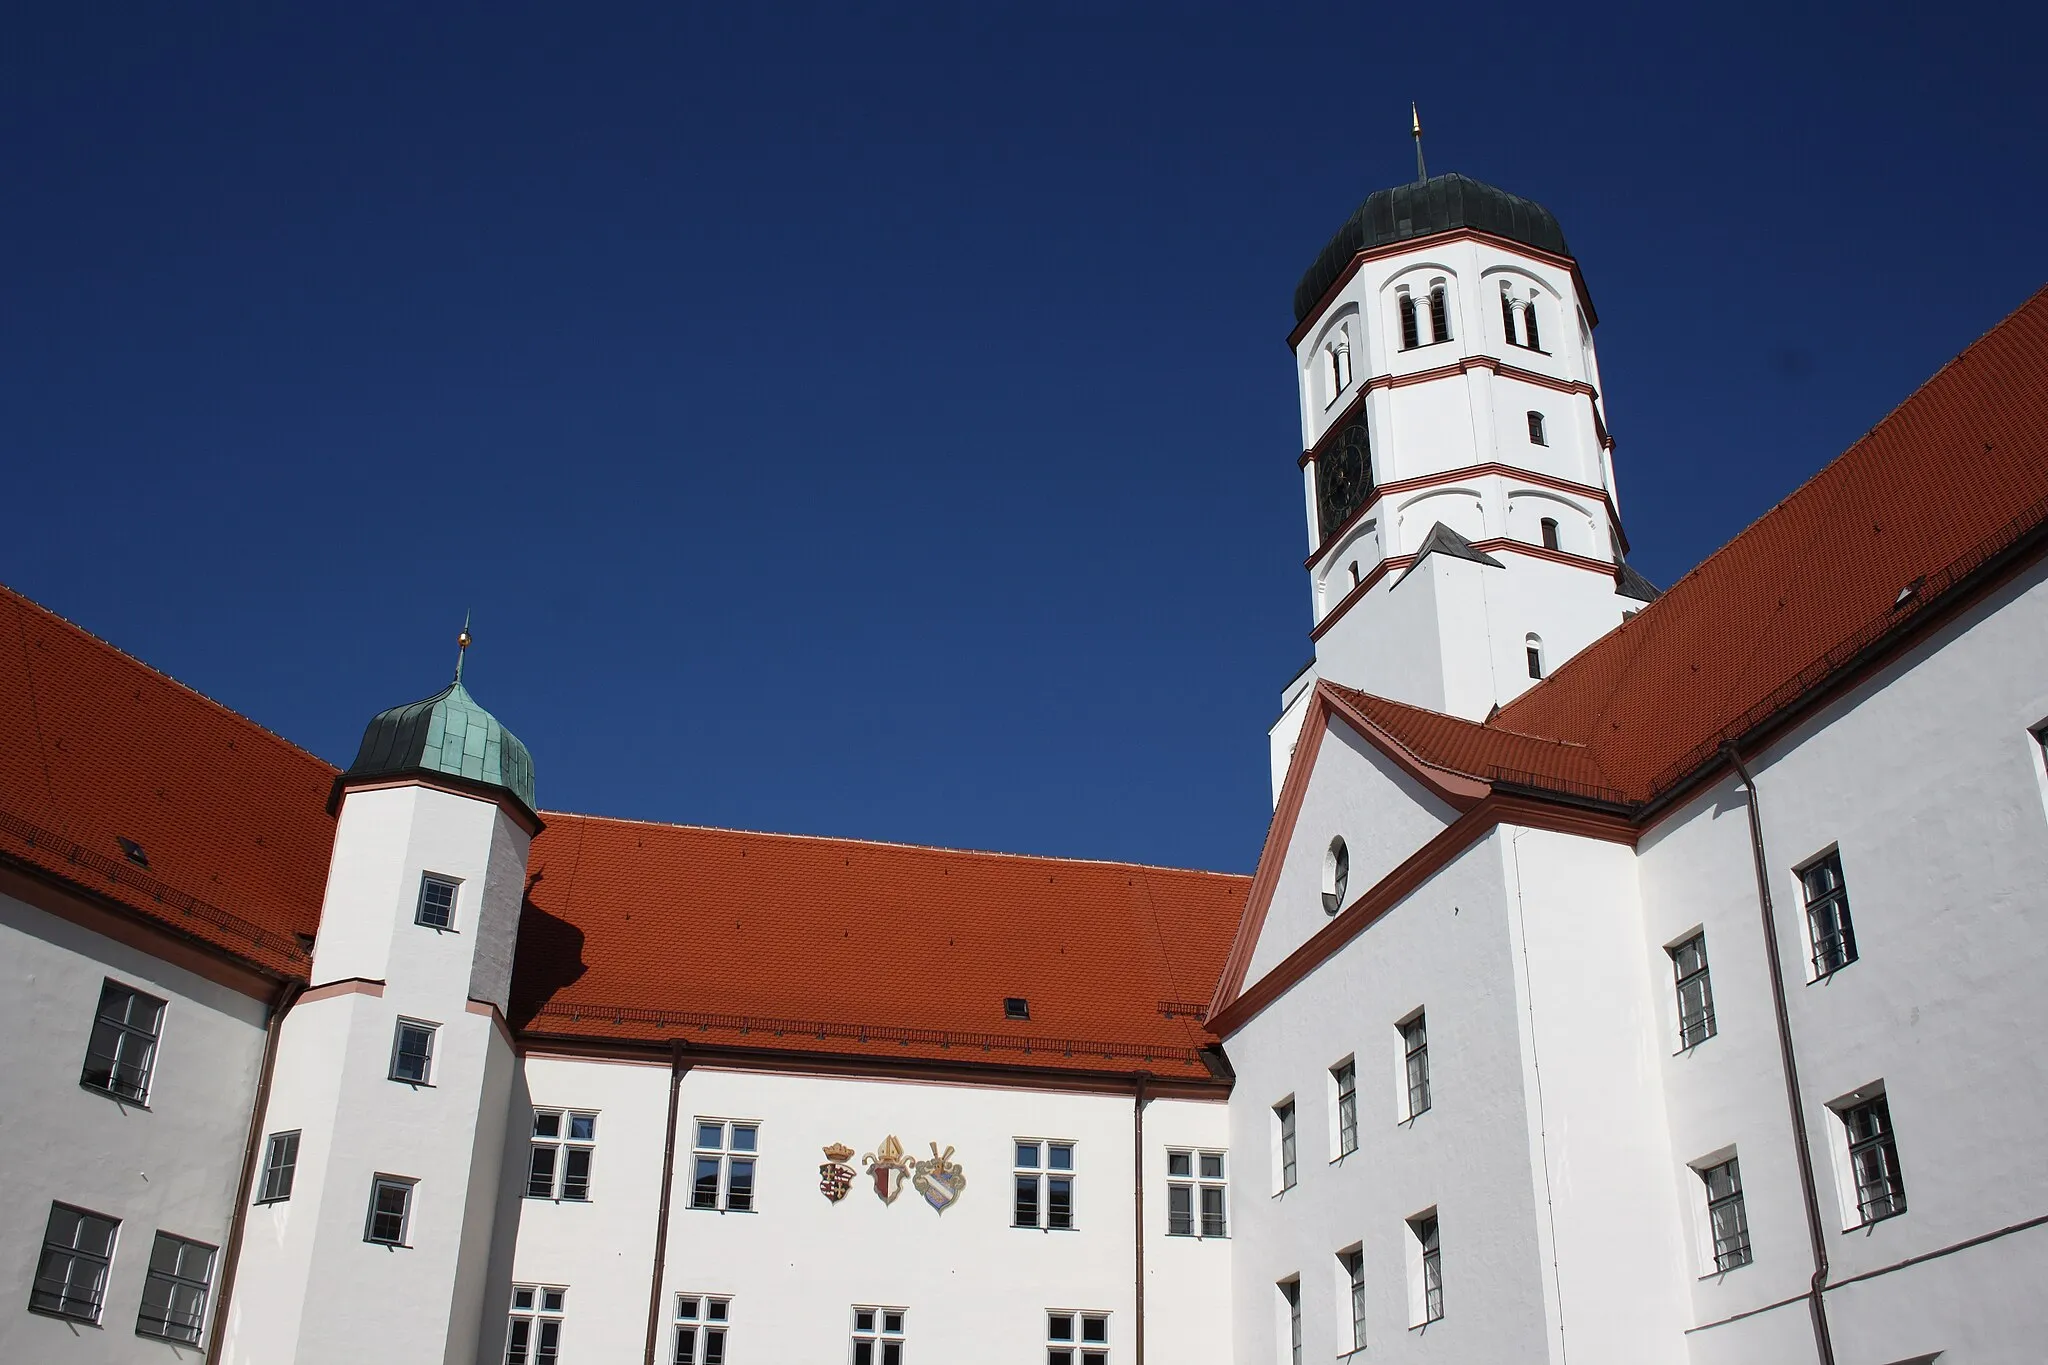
[1267,167,1657,798]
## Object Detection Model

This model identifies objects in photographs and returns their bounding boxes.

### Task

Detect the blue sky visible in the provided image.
[6,3,2043,872]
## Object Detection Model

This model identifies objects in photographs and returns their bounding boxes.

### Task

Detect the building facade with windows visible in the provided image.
[3,165,2048,1365]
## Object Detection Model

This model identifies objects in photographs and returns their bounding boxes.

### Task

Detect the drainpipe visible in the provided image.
[1723,743,1835,1365]
[642,1042,691,1365]
[205,976,303,1365]
[1133,1074,1150,1365]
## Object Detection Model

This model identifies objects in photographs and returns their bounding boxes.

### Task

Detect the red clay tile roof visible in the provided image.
[1327,284,2048,814]
[514,813,1247,1079]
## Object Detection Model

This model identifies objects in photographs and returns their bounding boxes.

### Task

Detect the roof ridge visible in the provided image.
[535,808,1251,881]
[1329,681,1588,750]
[0,581,339,775]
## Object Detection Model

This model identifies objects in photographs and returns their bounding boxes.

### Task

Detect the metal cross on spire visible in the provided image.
[1412,103,1428,183]
[454,610,472,684]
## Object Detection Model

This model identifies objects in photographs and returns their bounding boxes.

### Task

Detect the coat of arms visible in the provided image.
[863,1135,912,1205]
[911,1142,967,1214]
[819,1144,856,1203]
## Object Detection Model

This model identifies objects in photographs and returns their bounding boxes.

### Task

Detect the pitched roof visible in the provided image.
[1325,284,2048,814]
[514,813,1247,1080]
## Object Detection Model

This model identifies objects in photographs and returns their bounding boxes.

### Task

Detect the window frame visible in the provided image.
[1164,1148,1227,1238]
[506,1284,567,1365]
[689,1118,760,1213]
[415,872,461,930]
[850,1304,907,1365]
[1399,1011,1431,1121]
[1528,411,1548,447]
[527,1109,599,1202]
[1669,931,1718,1050]
[257,1130,301,1204]
[1834,1089,1907,1226]
[29,1202,120,1324]
[135,1230,217,1346]
[364,1174,416,1247]
[1014,1138,1078,1230]
[673,1293,730,1365]
[1337,1244,1367,1352]
[1277,1277,1303,1365]
[1320,837,1350,916]
[1330,1059,1358,1158]
[1696,1156,1752,1274]
[1798,849,1858,978]
[1408,1211,1443,1326]
[1272,1099,1297,1192]
[1046,1308,1109,1365]
[389,1017,438,1086]
[81,977,166,1105]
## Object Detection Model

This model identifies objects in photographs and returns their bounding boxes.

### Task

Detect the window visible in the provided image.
[1500,289,1517,347]
[1278,1279,1302,1365]
[1015,1139,1076,1229]
[1047,1310,1108,1365]
[1524,296,1542,350]
[851,1306,906,1365]
[1274,1100,1297,1191]
[258,1131,300,1203]
[1166,1149,1227,1237]
[1698,1157,1751,1272]
[1525,634,1544,680]
[691,1120,758,1212]
[1325,334,1353,403]
[506,1285,566,1365]
[1321,837,1350,916]
[1528,411,1547,446]
[1338,1246,1367,1352]
[1800,851,1858,976]
[528,1110,597,1201]
[1331,1061,1358,1157]
[1427,285,1451,344]
[30,1203,118,1323]
[1839,1093,1907,1224]
[1502,285,1544,350]
[1004,996,1031,1020]
[1401,1013,1431,1119]
[389,1019,437,1084]
[1539,515,1559,549]
[364,1175,415,1246]
[137,1232,216,1345]
[1411,1214,1444,1323]
[81,978,165,1103]
[1398,292,1421,350]
[416,873,459,929]
[674,1294,729,1365]
[1670,933,1717,1048]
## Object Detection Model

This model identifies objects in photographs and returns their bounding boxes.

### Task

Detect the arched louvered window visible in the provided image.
[1322,838,1350,915]
[1326,335,1352,400]
[1523,296,1541,351]
[1399,293,1420,350]
[1527,411,1547,446]
[1428,285,1451,344]
[1501,289,1517,346]
[1526,633,1545,680]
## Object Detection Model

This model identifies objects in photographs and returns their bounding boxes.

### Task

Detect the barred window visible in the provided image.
[1401,1014,1431,1119]
[506,1285,565,1365]
[81,978,164,1103]
[1671,933,1717,1049]
[30,1203,118,1323]
[1841,1094,1907,1224]
[1332,1060,1358,1157]
[137,1232,216,1345]
[1699,1158,1752,1272]
[1800,851,1858,977]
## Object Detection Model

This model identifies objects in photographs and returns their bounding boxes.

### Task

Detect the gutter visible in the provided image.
[642,1042,691,1365]
[1723,744,1834,1365]
[205,976,304,1365]
[1133,1075,1150,1365]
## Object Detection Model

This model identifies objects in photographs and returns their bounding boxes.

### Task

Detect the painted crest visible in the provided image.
[912,1142,967,1214]
[819,1143,856,1203]
[862,1135,912,1205]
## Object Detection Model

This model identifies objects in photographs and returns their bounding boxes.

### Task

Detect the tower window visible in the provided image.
[1527,411,1547,446]
[1524,296,1542,350]
[389,1019,437,1085]
[1325,334,1353,403]
[1428,285,1451,344]
[1501,288,1517,347]
[416,873,459,930]
[1525,634,1544,679]
[1321,837,1349,916]
[1347,561,1360,589]
[1502,285,1545,350]
[1539,518,1560,551]
[1398,293,1420,351]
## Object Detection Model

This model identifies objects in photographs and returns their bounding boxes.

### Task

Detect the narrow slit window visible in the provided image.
[1340,1246,1366,1350]
[1700,1158,1751,1271]
[1413,1215,1443,1322]
[1274,1100,1297,1190]
[1398,293,1420,350]
[1500,288,1517,346]
[1428,285,1451,344]
[1524,296,1541,350]
[1332,1061,1358,1157]
[1671,933,1717,1048]
[1800,852,1858,977]
[1279,1279,1302,1365]
[1402,1014,1431,1118]
[1539,517,1559,550]
[1527,411,1547,446]
[1841,1094,1907,1224]
[1525,635,1544,680]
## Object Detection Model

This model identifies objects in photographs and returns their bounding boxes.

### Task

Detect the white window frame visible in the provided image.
[1667,928,1717,1051]
[136,1230,217,1346]
[81,977,165,1104]
[1164,1148,1227,1237]
[1276,1277,1302,1365]
[30,1202,119,1323]
[1046,1308,1110,1365]
[1796,846,1858,979]
[850,1305,906,1365]
[364,1174,416,1246]
[1688,1148,1751,1275]
[1827,1082,1907,1229]
[1406,1210,1443,1327]
[689,1118,759,1213]
[416,871,461,930]
[1335,1243,1366,1353]
[389,1017,438,1085]
[1014,1138,1078,1230]
[528,1109,598,1201]
[257,1130,300,1203]
[1320,837,1349,916]
[673,1293,730,1365]
[1329,1057,1358,1158]
[506,1284,566,1365]
[1397,1009,1430,1122]
[1271,1099,1297,1193]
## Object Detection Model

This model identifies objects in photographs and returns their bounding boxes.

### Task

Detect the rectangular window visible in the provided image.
[137,1231,216,1345]
[1699,1158,1752,1272]
[689,1119,758,1212]
[1274,1100,1297,1191]
[527,1110,598,1201]
[1841,1094,1907,1224]
[1332,1060,1358,1157]
[1278,1278,1302,1365]
[1014,1139,1076,1229]
[851,1306,906,1365]
[30,1203,118,1323]
[1046,1309,1108,1365]
[1411,1213,1443,1323]
[364,1175,415,1246]
[258,1130,301,1203]
[1338,1246,1366,1352]
[1671,932,1717,1048]
[81,978,165,1103]
[389,1019,437,1085]
[1800,851,1858,976]
[673,1294,729,1365]
[506,1285,565,1365]
[416,873,460,929]
[1165,1149,1227,1237]
[1401,1013,1431,1119]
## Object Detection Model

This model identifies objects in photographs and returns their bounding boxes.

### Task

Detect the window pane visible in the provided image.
[727,1158,754,1211]
[883,1342,903,1365]
[1048,1177,1073,1229]
[563,1148,592,1201]
[730,1124,758,1153]
[707,1300,727,1322]
[691,1157,721,1209]
[676,1296,699,1320]
[534,1111,562,1139]
[1199,1152,1224,1180]
[853,1344,873,1365]
[1200,1185,1226,1237]
[696,1122,724,1150]
[1167,1185,1193,1235]
[515,1288,535,1310]
[856,1309,876,1332]
[569,1113,596,1142]
[1050,1352,1074,1365]
[1015,1174,1040,1227]
[1082,1315,1107,1342]
[508,1319,531,1365]
[673,1325,695,1365]
[1048,1143,1074,1171]
[883,1311,903,1333]
[703,1327,725,1365]
[528,1146,558,1198]
[1166,1151,1191,1178]
[1049,1312,1075,1340]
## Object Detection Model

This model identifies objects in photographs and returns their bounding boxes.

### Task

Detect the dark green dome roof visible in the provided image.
[341,680,535,814]
[1293,173,1572,324]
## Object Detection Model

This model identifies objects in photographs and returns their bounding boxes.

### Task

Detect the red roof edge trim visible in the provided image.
[1320,689,1496,808]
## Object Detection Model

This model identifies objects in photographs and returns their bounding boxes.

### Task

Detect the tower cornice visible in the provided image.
[1288,225,1597,350]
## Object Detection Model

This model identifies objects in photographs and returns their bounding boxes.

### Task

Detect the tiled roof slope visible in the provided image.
[0,587,331,974]
[514,813,1248,1080]
[1332,284,2048,811]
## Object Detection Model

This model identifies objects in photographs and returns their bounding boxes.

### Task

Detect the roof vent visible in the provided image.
[115,837,148,868]
[1003,997,1030,1021]
[1893,576,1926,609]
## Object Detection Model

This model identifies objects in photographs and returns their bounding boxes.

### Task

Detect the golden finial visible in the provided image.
[454,610,472,684]
[1412,103,1428,183]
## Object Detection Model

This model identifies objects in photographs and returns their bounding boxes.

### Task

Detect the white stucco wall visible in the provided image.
[0,890,269,1361]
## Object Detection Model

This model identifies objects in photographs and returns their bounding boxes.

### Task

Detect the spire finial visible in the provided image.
[1411,103,1427,183]
[454,610,472,684]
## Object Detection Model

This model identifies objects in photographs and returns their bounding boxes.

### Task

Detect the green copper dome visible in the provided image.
[341,680,536,815]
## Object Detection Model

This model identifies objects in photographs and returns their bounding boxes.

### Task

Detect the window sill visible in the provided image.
[254,1195,291,1207]
[388,1078,436,1088]
[27,1304,103,1327]
[689,1205,756,1214]
[79,1081,151,1110]
[365,1240,412,1250]
[1845,1209,1906,1232]
[1697,1262,1751,1280]
[137,1327,204,1347]
[414,921,461,934]
[1507,344,1552,357]
[1397,340,1453,354]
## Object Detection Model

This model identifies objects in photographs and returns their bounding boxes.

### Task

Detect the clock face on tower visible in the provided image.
[1315,416,1374,544]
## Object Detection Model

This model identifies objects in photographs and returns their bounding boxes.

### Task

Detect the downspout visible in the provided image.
[1133,1074,1149,1365]
[643,1042,690,1365]
[205,976,303,1365]
[1723,744,1835,1365]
